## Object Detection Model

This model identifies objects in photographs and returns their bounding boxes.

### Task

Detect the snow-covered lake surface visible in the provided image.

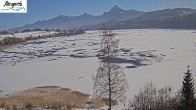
[1,29,196,101]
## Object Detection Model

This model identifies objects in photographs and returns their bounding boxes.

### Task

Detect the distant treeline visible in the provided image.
[0,28,85,47]
[0,30,10,35]
[0,37,25,46]
[20,28,85,36]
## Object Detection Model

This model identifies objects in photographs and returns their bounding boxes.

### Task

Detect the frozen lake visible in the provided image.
[1,29,196,100]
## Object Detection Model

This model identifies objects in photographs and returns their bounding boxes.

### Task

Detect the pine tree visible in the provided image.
[181,65,195,110]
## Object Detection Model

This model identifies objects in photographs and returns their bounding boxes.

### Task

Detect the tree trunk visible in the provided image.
[108,56,112,110]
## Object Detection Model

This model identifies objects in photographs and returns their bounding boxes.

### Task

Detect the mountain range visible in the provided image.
[9,5,196,32]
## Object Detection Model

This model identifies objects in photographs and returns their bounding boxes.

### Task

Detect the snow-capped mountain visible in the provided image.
[9,6,196,32]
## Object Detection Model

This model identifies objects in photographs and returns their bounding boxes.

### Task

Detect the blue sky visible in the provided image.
[0,0,195,30]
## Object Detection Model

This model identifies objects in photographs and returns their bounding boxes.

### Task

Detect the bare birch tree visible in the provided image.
[93,28,128,110]
[128,82,179,110]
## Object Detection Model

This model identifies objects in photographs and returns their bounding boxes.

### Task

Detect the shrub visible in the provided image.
[25,102,33,110]
[0,37,24,46]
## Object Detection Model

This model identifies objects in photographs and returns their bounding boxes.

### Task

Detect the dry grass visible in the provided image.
[0,86,106,109]
[0,42,28,51]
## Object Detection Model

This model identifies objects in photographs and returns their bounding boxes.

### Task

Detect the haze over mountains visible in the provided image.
[10,5,196,32]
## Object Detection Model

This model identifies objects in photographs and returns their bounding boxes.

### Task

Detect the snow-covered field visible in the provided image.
[0,29,196,103]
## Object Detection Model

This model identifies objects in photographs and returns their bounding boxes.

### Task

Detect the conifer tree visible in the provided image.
[181,65,195,110]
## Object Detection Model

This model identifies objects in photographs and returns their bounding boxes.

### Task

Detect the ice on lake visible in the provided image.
[1,29,196,100]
